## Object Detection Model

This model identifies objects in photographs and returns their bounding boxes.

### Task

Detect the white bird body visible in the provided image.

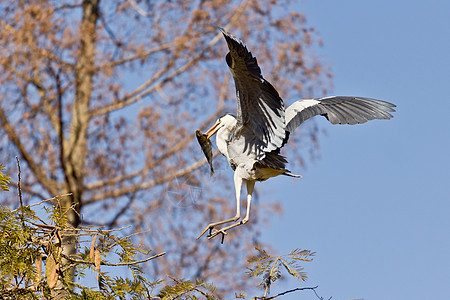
[197,28,396,241]
[214,114,295,181]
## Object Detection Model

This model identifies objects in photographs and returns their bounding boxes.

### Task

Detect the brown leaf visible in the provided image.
[45,254,59,289]
[90,235,97,262]
[94,249,101,273]
[35,254,42,284]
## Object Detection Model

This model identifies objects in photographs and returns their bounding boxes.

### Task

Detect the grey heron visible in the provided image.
[197,28,396,241]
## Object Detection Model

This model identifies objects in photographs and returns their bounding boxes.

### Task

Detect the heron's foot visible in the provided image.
[208,227,229,243]
[207,219,249,242]
[197,223,231,242]
[197,224,215,240]
[196,216,240,240]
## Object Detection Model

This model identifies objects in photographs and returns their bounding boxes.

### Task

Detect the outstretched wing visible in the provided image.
[219,28,286,155]
[284,96,396,143]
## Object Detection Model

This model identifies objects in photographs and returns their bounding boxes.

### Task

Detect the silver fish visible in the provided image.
[195,130,214,175]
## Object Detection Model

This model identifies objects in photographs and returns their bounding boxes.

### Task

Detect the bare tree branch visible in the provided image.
[33,65,63,140]
[0,107,60,195]
[100,41,177,69]
[0,18,75,68]
[85,74,229,192]
[89,0,249,117]
[85,150,218,205]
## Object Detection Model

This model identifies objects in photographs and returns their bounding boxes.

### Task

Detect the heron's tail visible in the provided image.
[282,172,302,178]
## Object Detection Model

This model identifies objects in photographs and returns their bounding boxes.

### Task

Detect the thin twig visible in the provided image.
[15,157,23,208]
[45,225,134,235]
[61,251,166,266]
[15,156,26,229]
[253,285,319,300]
[7,181,47,200]
[27,193,72,208]
[54,199,80,226]
[101,42,176,69]
[127,0,150,17]
[26,220,132,237]
[312,286,332,300]
[124,229,152,240]
[264,257,281,298]
[108,228,152,249]
[66,225,133,234]
[107,194,136,228]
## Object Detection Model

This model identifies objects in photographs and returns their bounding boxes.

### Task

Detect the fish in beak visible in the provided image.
[195,129,215,175]
[205,119,222,139]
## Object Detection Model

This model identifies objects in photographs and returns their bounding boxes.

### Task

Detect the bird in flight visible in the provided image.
[197,28,395,241]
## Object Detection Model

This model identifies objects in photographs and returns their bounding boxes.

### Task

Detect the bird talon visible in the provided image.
[208,227,213,237]
[197,224,214,240]
[209,228,226,237]
[207,228,228,240]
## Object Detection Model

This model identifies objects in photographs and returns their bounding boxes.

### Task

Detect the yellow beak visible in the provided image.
[205,120,222,139]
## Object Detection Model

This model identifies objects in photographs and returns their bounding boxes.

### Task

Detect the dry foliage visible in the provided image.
[45,254,59,289]
[0,0,330,296]
[0,193,168,299]
[0,191,320,299]
[89,234,97,262]
[94,249,101,273]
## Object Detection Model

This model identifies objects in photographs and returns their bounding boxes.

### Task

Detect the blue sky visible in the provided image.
[9,1,448,298]
[258,0,450,299]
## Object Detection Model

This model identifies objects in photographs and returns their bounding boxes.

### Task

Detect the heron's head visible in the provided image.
[205,114,237,139]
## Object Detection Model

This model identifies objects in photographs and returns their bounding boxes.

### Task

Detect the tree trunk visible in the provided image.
[55,0,99,296]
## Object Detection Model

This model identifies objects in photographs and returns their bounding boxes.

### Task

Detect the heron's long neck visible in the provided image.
[216,126,233,160]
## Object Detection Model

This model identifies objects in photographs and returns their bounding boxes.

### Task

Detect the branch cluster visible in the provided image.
[0,193,167,299]
[0,192,324,300]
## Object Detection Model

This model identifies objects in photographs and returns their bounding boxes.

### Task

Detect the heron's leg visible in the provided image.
[208,180,255,240]
[196,173,243,239]
[242,180,255,223]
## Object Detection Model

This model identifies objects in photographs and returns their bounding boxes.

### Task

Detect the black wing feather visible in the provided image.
[219,28,286,156]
